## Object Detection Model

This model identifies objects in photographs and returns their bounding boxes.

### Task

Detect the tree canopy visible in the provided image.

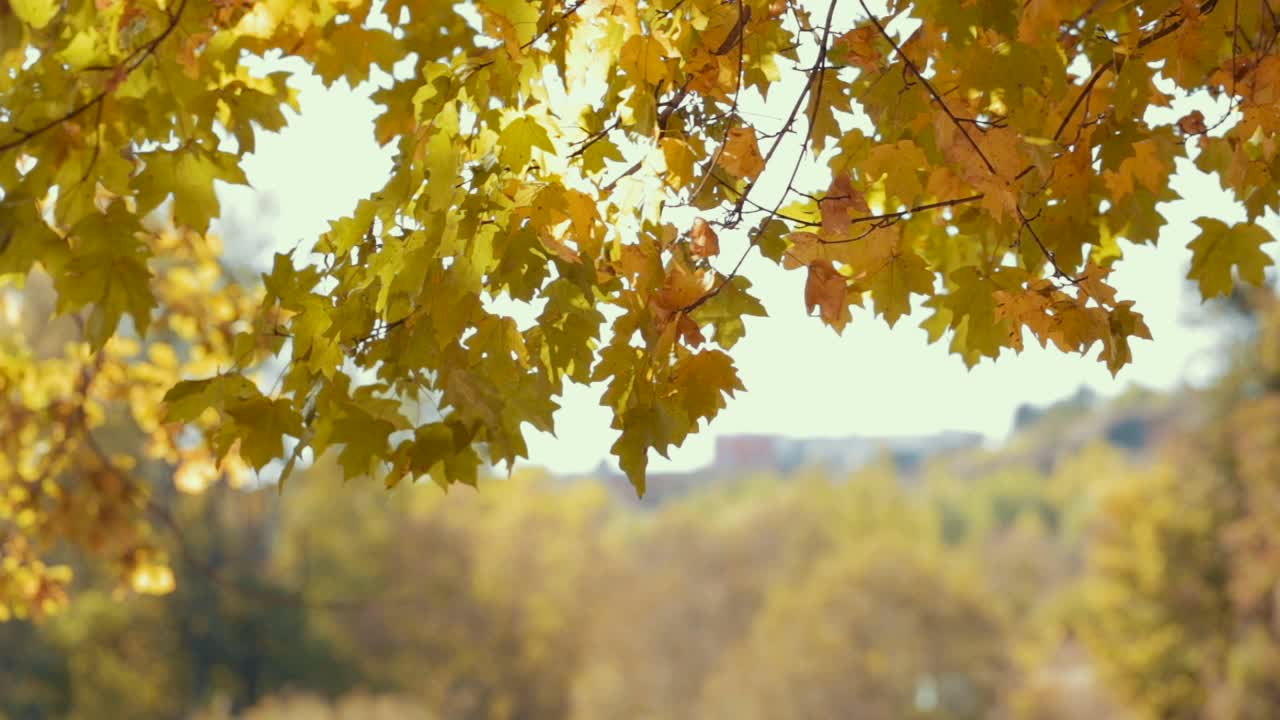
[2,0,1279,613]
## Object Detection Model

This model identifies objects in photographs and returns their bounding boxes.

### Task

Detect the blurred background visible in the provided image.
[3,267,1280,719]
[6,33,1280,720]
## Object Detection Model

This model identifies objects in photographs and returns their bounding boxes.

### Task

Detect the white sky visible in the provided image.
[216,18,1278,476]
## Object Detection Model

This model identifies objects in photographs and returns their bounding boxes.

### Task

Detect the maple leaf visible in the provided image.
[927,267,1021,366]
[783,231,824,269]
[162,375,260,424]
[611,405,662,496]
[226,396,307,471]
[806,72,853,156]
[718,127,766,180]
[312,25,401,86]
[499,115,556,171]
[1017,0,1066,43]
[1099,300,1153,376]
[1077,262,1120,308]
[650,259,712,333]
[867,250,934,327]
[1046,299,1111,356]
[1178,110,1208,134]
[805,260,849,330]
[994,280,1057,351]
[690,218,720,259]
[1102,140,1173,201]
[0,196,68,278]
[660,138,699,189]
[689,276,767,349]
[54,202,155,349]
[864,140,927,205]
[671,349,744,425]
[676,314,706,347]
[133,147,249,233]
[820,173,869,240]
[831,26,882,72]
[1187,219,1275,299]
[620,34,669,86]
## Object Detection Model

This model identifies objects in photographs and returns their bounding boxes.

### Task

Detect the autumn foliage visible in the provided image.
[2,0,1279,613]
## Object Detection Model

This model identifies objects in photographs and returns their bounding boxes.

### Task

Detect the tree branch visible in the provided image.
[817,193,986,244]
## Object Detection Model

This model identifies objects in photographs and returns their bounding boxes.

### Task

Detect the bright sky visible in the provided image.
[215,16,1278,476]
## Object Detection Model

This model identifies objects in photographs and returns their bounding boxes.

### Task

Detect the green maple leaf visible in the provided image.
[226,397,306,471]
[926,267,1019,366]
[332,414,396,479]
[134,147,249,233]
[81,254,154,348]
[0,195,68,279]
[1186,218,1275,299]
[690,276,768,349]
[611,403,689,497]
[868,251,934,327]
[499,116,555,171]
[162,374,262,423]
[55,202,155,349]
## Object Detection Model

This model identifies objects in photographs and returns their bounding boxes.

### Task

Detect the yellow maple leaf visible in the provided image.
[620,34,669,86]
[1102,140,1171,201]
[660,137,699,189]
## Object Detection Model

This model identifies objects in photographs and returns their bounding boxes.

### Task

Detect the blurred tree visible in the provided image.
[570,474,832,720]
[1076,458,1233,718]
[1,228,261,617]
[157,482,364,712]
[570,463,938,720]
[1008,639,1132,720]
[697,539,1013,720]
[192,691,431,720]
[0,616,69,719]
[1075,289,1280,719]
[43,590,186,719]
[272,465,609,720]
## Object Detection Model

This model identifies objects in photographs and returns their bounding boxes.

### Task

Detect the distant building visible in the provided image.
[711,432,983,476]
[568,385,1192,505]
[576,431,984,505]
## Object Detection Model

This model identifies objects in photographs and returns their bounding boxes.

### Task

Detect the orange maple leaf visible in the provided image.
[718,127,766,180]
[690,218,720,259]
[819,173,869,240]
[805,260,847,327]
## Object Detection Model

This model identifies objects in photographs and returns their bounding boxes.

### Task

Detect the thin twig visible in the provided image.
[0,0,191,155]
[679,0,840,314]
[520,0,587,50]
[689,0,751,205]
[568,118,621,160]
[1053,0,1220,142]
[708,173,821,226]
[817,194,986,244]
[859,0,997,175]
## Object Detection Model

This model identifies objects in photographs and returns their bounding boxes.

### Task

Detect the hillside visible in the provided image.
[576,384,1201,504]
